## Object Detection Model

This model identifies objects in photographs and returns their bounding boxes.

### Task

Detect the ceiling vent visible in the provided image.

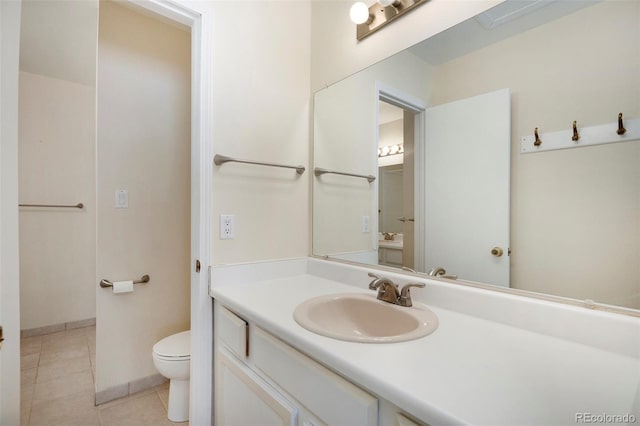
[475,0,555,30]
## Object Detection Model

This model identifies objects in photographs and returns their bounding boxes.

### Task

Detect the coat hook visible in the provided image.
[572,121,580,142]
[533,128,542,146]
[617,112,627,135]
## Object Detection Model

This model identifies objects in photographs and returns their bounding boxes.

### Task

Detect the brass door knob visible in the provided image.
[491,247,504,257]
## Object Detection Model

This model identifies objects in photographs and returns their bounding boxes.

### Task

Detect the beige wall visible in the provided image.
[96,1,191,392]
[18,71,97,329]
[210,1,311,266]
[431,1,640,308]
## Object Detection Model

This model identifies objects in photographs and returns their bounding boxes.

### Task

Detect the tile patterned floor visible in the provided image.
[20,326,184,426]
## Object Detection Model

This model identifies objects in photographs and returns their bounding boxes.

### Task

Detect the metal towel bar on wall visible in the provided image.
[314,167,376,183]
[100,274,150,288]
[214,154,306,175]
[19,203,84,209]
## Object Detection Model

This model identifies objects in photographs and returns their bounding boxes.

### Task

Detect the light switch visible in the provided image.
[115,189,128,208]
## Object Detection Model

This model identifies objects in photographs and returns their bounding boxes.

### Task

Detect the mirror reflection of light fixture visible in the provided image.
[351,0,427,41]
[378,144,404,157]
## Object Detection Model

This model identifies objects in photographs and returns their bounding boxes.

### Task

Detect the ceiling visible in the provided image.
[409,0,600,65]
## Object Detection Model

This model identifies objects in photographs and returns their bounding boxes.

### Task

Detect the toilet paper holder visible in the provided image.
[100,274,150,288]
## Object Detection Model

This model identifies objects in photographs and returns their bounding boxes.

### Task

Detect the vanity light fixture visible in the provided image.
[350,2,372,25]
[351,0,427,41]
[378,144,403,157]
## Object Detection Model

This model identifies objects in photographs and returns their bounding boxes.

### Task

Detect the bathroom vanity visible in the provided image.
[210,258,640,425]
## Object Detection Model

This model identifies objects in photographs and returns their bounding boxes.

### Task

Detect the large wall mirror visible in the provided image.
[312,0,639,313]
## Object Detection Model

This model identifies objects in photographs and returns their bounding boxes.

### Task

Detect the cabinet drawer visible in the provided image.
[252,327,378,426]
[218,306,248,358]
[218,349,298,426]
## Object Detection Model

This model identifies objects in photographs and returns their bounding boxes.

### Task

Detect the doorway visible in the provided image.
[4,1,214,424]
[376,83,426,272]
[377,100,416,270]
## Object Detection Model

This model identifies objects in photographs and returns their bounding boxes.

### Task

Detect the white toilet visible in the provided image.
[152,330,190,422]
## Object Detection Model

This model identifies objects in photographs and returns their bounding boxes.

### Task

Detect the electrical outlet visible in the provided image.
[115,189,128,208]
[220,214,235,239]
[362,215,370,233]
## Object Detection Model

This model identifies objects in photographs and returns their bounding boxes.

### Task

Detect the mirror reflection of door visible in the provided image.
[377,100,415,270]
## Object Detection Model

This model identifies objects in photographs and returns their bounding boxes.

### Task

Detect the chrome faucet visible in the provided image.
[428,266,458,280]
[367,273,425,307]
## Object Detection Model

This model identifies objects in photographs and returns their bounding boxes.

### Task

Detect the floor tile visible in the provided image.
[29,391,100,426]
[20,336,43,356]
[36,356,91,383]
[41,333,88,354]
[20,325,177,426]
[41,327,86,344]
[21,368,37,386]
[99,392,173,426]
[156,386,169,411]
[21,403,31,426]
[38,345,89,366]
[21,353,40,370]
[21,383,34,411]
[32,370,94,405]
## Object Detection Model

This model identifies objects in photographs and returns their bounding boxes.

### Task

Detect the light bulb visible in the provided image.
[350,2,370,25]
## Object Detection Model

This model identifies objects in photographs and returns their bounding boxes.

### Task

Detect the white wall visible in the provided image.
[431,0,640,308]
[96,1,191,392]
[210,1,311,266]
[0,1,23,423]
[18,71,96,330]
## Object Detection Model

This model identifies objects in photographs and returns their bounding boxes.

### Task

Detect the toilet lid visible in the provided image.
[153,330,190,358]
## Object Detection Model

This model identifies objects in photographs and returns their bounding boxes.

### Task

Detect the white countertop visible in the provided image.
[378,240,403,250]
[210,259,640,425]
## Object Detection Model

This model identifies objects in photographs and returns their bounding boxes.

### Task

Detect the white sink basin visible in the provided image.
[293,293,438,343]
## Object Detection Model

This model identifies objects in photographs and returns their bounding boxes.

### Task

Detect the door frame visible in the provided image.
[0,1,23,424]
[123,1,214,423]
[375,82,426,272]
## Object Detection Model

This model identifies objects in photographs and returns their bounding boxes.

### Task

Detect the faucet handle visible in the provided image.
[367,272,381,290]
[399,282,426,307]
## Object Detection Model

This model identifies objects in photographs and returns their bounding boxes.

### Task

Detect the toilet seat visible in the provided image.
[153,330,190,360]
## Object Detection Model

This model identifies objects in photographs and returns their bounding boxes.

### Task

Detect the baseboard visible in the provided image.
[95,373,167,406]
[21,317,96,338]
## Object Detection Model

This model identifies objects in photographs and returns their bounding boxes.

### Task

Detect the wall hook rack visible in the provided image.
[533,128,542,146]
[617,113,627,135]
[572,121,580,142]
[521,116,640,154]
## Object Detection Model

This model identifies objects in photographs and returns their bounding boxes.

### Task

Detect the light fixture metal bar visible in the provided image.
[357,0,427,41]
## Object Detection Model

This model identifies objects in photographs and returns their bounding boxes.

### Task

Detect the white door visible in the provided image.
[423,88,510,287]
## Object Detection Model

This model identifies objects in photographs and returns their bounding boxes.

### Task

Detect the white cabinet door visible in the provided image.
[217,350,298,426]
[423,88,511,287]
